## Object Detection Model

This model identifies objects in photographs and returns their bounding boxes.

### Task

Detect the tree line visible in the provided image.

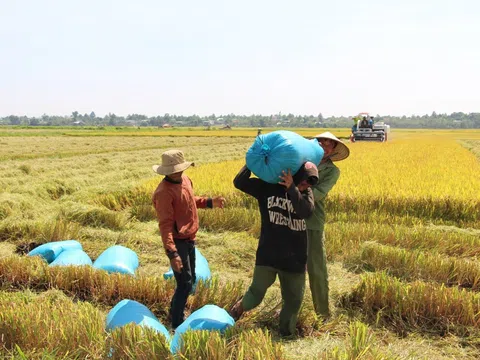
[1,111,479,129]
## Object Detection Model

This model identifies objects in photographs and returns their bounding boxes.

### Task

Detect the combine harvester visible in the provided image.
[350,112,391,142]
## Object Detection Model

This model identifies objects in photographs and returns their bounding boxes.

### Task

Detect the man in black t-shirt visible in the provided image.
[230,162,318,336]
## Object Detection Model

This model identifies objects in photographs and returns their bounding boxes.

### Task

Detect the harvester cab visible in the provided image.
[350,112,390,142]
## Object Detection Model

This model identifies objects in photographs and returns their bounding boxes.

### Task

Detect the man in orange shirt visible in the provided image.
[152,149,225,329]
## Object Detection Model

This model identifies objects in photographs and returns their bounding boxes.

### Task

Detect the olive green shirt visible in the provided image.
[305,159,340,231]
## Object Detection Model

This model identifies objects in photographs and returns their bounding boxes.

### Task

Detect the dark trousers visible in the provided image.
[170,239,196,328]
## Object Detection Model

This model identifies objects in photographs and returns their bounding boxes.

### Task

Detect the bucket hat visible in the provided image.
[152,150,194,175]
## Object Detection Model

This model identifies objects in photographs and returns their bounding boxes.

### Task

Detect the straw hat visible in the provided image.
[152,150,194,175]
[314,132,350,161]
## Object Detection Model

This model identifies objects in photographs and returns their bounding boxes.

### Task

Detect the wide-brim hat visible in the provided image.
[314,132,350,161]
[152,149,195,175]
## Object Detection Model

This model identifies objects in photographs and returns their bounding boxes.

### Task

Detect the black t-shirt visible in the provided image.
[233,166,315,273]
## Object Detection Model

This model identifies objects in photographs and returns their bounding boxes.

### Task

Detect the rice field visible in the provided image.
[0,127,480,359]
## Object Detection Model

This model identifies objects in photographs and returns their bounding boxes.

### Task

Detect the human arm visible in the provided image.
[312,167,340,202]
[286,185,315,219]
[233,165,263,199]
[152,192,183,272]
[278,169,314,218]
[195,196,226,209]
[187,177,212,209]
[186,177,225,209]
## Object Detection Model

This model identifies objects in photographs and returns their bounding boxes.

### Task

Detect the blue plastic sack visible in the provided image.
[93,245,139,275]
[246,130,324,184]
[170,304,235,353]
[106,299,170,342]
[49,249,92,267]
[27,240,82,263]
[163,247,211,285]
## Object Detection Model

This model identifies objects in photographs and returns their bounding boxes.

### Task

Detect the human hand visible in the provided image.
[170,256,183,273]
[212,196,226,208]
[278,169,294,189]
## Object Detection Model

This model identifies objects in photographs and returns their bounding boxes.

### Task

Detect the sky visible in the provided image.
[1,0,479,118]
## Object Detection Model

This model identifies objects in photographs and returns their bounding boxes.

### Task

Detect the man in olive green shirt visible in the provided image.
[306,132,350,317]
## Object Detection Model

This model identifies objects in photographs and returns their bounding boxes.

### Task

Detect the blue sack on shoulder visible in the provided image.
[246,130,324,184]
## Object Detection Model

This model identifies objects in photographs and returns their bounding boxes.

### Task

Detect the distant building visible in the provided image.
[72,121,85,126]
[162,123,172,128]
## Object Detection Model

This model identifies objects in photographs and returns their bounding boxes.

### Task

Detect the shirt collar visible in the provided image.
[165,176,182,184]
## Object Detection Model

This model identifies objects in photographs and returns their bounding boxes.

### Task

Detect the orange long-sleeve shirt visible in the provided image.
[152,175,210,255]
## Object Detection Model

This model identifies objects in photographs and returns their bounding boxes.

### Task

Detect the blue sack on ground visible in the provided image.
[49,249,92,267]
[93,245,139,275]
[170,304,235,354]
[106,299,170,343]
[246,130,324,184]
[27,240,82,263]
[163,247,211,285]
